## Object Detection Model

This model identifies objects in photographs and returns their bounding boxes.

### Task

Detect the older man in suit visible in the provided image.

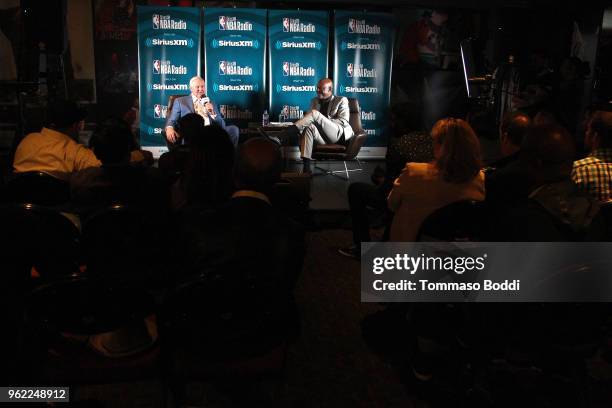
[292,78,353,173]
[164,76,239,147]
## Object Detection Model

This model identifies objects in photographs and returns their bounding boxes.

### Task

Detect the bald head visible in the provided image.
[234,137,281,193]
[522,124,575,182]
[317,78,333,99]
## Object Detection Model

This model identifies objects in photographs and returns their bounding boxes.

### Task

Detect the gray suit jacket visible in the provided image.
[309,95,354,140]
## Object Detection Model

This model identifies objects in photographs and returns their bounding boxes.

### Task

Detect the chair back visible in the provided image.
[601,201,612,241]
[81,205,157,280]
[417,200,485,241]
[167,94,185,116]
[347,98,364,135]
[27,275,156,335]
[0,203,81,278]
[6,171,70,206]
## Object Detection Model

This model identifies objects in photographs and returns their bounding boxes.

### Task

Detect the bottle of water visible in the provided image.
[262,110,269,126]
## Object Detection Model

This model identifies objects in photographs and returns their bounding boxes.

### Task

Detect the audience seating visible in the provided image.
[24,274,160,384]
[81,204,165,284]
[312,98,368,180]
[416,200,486,241]
[161,273,292,402]
[600,201,612,241]
[0,203,81,279]
[6,171,70,206]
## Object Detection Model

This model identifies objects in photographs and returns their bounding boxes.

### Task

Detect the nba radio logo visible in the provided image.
[154,104,168,119]
[346,63,354,77]
[153,60,161,74]
[219,60,226,75]
[219,16,227,30]
[152,14,160,29]
[348,19,356,33]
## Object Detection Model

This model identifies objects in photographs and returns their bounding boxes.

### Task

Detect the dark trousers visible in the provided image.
[348,182,392,246]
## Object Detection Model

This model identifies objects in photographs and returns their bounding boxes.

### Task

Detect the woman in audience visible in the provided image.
[171,124,235,211]
[387,117,485,241]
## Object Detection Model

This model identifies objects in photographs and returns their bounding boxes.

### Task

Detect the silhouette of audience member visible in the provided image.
[572,111,612,202]
[158,113,203,182]
[387,118,485,241]
[504,124,604,241]
[174,138,305,302]
[70,118,168,214]
[13,99,100,180]
[485,111,533,213]
[339,106,433,258]
[170,123,235,211]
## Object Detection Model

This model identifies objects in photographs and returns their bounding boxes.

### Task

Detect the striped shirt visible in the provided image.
[572,148,612,203]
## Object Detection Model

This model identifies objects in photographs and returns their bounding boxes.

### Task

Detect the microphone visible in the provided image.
[201,96,210,104]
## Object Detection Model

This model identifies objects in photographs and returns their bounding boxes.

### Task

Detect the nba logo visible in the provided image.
[346,63,353,77]
[152,14,160,29]
[219,16,227,30]
[154,104,162,118]
[281,105,289,117]
[219,61,226,75]
[220,105,226,117]
[348,18,355,33]
[282,18,290,32]
[282,62,289,76]
[153,60,161,74]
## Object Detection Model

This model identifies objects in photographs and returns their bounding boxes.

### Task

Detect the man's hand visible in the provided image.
[165,127,179,143]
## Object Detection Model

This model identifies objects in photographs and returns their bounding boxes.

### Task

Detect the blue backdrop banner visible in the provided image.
[137,6,201,153]
[268,10,329,123]
[203,8,267,131]
[334,11,394,151]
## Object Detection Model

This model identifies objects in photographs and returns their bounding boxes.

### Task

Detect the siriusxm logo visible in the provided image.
[341,41,383,51]
[282,62,315,77]
[152,14,187,30]
[276,84,316,93]
[212,39,259,48]
[147,83,189,91]
[218,16,253,31]
[361,111,376,121]
[280,105,304,120]
[213,83,258,92]
[219,105,254,120]
[340,85,378,93]
[346,63,377,78]
[219,61,253,76]
[348,18,381,34]
[282,18,315,33]
[145,37,194,48]
[276,40,321,50]
[152,60,187,75]
[147,127,163,135]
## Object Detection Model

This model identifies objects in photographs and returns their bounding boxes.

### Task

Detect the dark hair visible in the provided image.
[589,111,612,149]
[234,137,281,194]
[533,110,557,126]
[89,118,132,164]
[177,113,204,145]
[46,99,87,129]
[431,118,482,183]
[521,124,575,178]
[501,111,531,146]
[181,124,235,207]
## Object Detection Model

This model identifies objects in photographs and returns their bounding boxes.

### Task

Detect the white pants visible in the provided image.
[295,110,343,159]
